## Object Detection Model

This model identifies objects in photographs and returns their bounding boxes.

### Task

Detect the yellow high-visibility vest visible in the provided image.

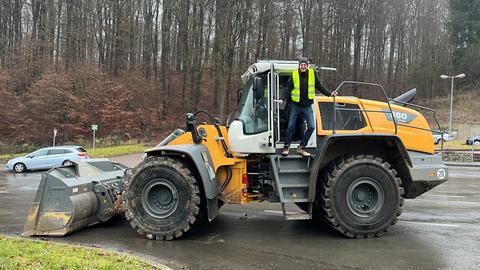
[292,68,315,102]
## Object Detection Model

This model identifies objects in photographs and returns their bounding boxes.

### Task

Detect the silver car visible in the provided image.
[466,136,480,146]
[6,146,89,173]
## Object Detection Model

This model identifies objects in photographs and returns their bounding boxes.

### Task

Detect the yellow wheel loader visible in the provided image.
[24,60,448,240]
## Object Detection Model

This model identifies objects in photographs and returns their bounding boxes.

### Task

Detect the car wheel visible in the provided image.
[474,140,480,146]
[62,160,73,166]
[434,139,439,145]
[13,163,26,173]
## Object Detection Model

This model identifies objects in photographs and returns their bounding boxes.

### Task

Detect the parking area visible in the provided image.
[0,165,479,270]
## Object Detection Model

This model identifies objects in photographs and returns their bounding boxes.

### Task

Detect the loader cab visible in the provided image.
[228,60,317,154]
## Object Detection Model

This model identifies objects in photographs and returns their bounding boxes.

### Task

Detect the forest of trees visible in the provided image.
[0,0,479,149]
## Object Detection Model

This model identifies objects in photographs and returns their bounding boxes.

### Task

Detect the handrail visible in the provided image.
[387,98,437,112]
[386,96,446,153]
[330,80,446,154]
[332,81,397,135]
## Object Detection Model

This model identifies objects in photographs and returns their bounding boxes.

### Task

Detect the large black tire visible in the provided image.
[317,155,404,238]
[122,156,205,240]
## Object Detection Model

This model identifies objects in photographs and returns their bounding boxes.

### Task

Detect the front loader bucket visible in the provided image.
[23,159,126,237]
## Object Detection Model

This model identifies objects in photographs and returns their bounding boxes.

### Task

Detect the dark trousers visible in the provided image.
[284,103,315,148]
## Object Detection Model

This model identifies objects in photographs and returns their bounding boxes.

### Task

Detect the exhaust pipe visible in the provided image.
[392,88,417,106]
[23,159,127,237]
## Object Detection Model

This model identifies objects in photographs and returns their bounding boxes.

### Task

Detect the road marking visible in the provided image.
[422,194,466,198]
[0,191,9,194]
[399,220,460,228]
[413,198,479,205]
[264,210,296,215]
[266,211,463,228]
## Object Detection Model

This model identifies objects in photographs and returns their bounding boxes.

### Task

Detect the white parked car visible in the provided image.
[432,133,451,145]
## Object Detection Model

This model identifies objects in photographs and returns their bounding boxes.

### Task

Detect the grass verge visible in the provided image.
[435,140,480,151]
[0,144,147,163]
[0,235,164,270]
[0,153,24,163]
[85,144,147,158]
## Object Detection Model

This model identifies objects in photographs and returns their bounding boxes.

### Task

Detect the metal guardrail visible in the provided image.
[331,81,446,153]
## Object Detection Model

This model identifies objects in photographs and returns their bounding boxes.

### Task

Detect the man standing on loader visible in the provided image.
[282,57,337,157]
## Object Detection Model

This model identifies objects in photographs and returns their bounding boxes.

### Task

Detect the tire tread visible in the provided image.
[122,156,204,240]
[320,155,404,238]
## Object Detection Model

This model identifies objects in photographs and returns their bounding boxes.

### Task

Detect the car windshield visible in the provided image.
[235,75,268,134]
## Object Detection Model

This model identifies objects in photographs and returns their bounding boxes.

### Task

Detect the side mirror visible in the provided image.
[236,88,244,104]
[252,77,264,100]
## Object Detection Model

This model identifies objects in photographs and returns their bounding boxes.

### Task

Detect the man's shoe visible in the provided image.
[297,147,311,157]
[281,148,289,156]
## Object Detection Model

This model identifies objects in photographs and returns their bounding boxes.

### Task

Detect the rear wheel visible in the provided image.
[123,156,205,240]
[318,155,404,238]
[13,163,26,173]
[62,160,73,166]
[474,140,480,146]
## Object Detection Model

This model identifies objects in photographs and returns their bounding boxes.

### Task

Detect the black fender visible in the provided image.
[145,144,219,220]
[308,134,412,203]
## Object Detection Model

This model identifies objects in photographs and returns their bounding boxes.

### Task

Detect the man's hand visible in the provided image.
[330,90,338,97]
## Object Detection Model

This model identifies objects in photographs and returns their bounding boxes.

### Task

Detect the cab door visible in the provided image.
[227,65,276,154]
[272,64,317,150]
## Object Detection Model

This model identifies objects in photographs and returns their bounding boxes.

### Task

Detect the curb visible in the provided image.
[445,162,480,168]
[0,234,173,270]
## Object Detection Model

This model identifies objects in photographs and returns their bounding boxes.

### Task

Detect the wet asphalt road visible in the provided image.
[1,166,479,270]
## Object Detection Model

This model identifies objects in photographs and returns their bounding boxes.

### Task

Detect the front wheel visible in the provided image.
[123,156,205,240]
[317,155,404,238]
[474,140,480,146]
[13,163,26,173]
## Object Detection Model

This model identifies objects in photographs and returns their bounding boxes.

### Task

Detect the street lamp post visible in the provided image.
[440,73,465,137]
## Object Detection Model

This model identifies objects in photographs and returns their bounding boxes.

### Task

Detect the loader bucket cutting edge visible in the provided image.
[23,159,126,237]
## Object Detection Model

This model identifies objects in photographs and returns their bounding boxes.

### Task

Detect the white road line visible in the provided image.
[398,220,460,228]
[413,198,479,205]
[265,211,463,228]
[422,194,466,198]
[264,210,297,215]
[0,191,9,194]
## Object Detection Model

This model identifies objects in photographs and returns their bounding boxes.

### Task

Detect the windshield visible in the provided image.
[236,75,269,134]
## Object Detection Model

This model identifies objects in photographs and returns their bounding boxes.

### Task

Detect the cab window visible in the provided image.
[318,102,367,130]
[236,73,269,134]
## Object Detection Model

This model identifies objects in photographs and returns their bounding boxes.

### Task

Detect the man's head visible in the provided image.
[298,57,309,73]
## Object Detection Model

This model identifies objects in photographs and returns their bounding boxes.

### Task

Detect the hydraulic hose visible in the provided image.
[218,166,233,193]
[193,110,233,158]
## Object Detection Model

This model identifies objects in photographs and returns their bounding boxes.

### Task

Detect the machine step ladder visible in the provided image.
[270,154,314,220]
